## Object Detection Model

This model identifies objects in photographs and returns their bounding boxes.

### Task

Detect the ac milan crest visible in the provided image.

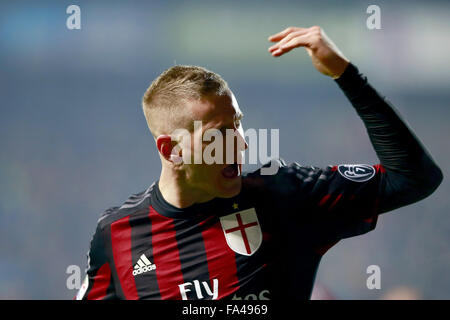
[219,208,262,256]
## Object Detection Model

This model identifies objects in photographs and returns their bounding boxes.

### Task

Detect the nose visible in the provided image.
[237,129,248,151]
[235,128,247,166]
[224,128,247,165]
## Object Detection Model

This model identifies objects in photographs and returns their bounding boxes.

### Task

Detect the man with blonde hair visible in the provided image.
[77,26,442,300]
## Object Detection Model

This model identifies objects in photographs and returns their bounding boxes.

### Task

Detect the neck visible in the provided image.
[158,166,215,209]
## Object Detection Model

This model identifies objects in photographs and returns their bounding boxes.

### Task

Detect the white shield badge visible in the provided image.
[220,208,262,256]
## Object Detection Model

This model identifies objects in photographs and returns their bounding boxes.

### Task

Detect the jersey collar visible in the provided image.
[150,180,233,220]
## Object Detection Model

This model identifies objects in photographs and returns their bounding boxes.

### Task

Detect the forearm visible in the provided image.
[335,63,443,212]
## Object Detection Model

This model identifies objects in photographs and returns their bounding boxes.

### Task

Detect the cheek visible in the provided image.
[179,131,202,164]
[202,164,222,181]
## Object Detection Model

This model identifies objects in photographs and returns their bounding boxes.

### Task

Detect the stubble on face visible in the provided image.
[179,92,246,199]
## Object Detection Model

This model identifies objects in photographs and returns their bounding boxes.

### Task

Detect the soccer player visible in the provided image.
[76,26,442,300]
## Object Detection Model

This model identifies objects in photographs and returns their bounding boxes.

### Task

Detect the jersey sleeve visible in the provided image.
[245,159,385,244]
[75,218,116,300]
[285,162,385,239]
[266,160,385,242]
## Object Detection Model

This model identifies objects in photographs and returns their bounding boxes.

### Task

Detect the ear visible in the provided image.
[156,135,173,160]
[156,135,183,164]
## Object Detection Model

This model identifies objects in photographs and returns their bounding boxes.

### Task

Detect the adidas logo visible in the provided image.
[132,254,156,276]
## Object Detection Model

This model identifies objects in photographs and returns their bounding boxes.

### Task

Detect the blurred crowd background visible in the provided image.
[1,0,449,299]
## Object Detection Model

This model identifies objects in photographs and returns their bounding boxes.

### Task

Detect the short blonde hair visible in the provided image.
[142,65,230,137]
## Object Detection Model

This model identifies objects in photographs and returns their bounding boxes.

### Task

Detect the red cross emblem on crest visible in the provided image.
[219,208,262,256]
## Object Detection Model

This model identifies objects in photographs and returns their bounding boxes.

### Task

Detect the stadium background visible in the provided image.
[0,0,449,299]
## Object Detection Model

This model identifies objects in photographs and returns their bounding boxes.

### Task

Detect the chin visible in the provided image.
[217,177,242,198]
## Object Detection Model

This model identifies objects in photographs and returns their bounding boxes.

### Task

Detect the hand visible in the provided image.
[268,26,350,79]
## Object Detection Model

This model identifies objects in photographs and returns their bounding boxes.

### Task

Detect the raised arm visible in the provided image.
[268,26,443,213]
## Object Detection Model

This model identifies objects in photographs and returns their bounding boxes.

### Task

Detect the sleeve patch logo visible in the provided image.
[337,164,375,182]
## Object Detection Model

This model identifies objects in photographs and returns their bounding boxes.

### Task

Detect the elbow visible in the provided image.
[416,163,443,200]
[429,164,443,191]
[434,165,444,187]
[381,161,443,212]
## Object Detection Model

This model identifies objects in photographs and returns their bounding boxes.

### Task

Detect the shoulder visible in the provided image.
[242,158,329,195]
[96,183,156,230]
[243,157,326,180]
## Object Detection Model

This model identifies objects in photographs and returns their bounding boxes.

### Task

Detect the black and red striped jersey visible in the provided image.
[75,63,443,300]
[76,159,387,300]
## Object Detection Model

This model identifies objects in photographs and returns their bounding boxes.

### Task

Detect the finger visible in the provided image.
[268,29,309,52]
[268,30,301,52]
[268,26,304,42]
[270,29,308,47]
[271,34,310,57]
